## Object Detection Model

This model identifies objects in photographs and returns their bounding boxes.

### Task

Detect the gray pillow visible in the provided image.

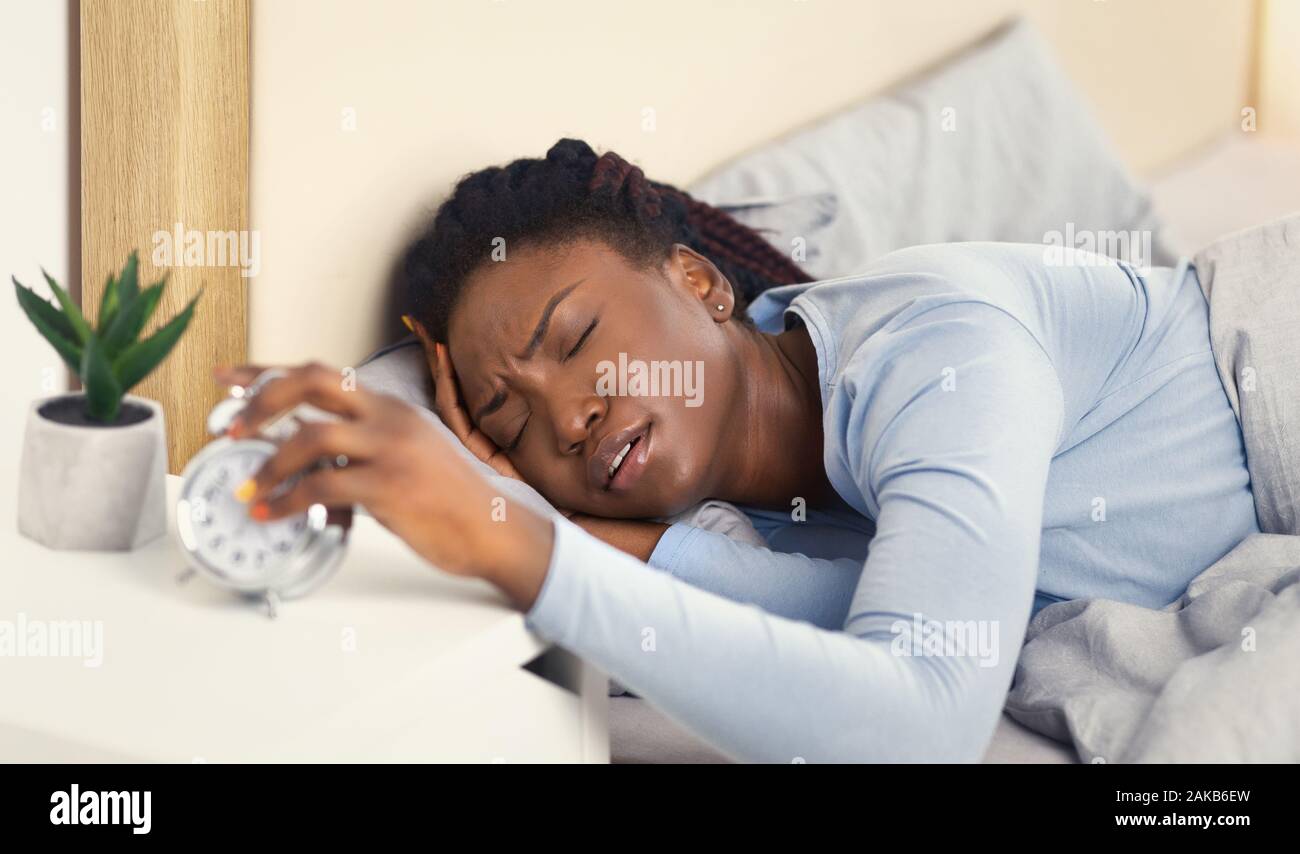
[717,191,839,273]
[686,17,1177,275]
[353,337,434,411]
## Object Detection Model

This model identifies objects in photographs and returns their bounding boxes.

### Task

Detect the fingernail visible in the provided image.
[250,502,270,522]
[233,478,257,503]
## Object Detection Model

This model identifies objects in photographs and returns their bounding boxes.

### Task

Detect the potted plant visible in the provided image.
[12,252,199,550]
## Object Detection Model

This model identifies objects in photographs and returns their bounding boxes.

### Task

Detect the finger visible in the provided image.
[407,317,439,372]
[483,450,521,480]
[460,428,515,470]
[231,362,370,438]
[237,420,373,504]
[251,466,369,523]
[432,342,475,440]
[432,343,512,461]
[429,344,521,479]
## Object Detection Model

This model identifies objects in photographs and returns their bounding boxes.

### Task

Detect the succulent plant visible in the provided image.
[13,252,200,423]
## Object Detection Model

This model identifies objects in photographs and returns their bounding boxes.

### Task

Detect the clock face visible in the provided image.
[177,440,311,591]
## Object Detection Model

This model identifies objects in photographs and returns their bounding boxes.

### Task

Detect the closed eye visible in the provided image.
[506,414,529,452]
[564,318,598,362]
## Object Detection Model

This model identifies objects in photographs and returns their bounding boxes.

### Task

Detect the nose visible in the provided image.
[553,387,606,456]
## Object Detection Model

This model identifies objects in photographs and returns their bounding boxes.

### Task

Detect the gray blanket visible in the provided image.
[1005,214,1300,762]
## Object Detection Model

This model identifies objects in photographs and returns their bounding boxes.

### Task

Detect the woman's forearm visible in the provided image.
[524,516,1023,762]
[643,523,862,630]
[567,513,668,562]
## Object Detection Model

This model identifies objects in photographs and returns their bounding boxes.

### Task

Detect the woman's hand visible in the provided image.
[212,362,555,610]
[409,319,664,558]
[408,317,523,482]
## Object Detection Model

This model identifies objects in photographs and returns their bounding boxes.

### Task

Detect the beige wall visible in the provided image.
[1,0,72,479]
[249,0,1258,367]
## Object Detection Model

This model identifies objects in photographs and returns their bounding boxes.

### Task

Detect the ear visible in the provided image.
[670,243,736,323]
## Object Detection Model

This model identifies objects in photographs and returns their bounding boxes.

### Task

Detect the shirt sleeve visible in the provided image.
[648,522,863,630]
[525,302,1064,762]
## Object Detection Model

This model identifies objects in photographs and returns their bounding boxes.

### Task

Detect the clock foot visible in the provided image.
[264,590,281,620]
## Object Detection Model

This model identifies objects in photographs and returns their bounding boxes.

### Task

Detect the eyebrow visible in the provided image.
[472,387,508,422]
[518,278,585,360]
[472,277,586,423]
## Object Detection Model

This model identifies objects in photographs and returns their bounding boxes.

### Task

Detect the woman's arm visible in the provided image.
[225,305,1062,761]
[565,515,861,630]
[525,305,1064,761]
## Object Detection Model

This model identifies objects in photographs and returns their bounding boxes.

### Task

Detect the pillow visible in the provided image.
[353,337,435,411]
[716,191,839,273]
[686,17,1178,276]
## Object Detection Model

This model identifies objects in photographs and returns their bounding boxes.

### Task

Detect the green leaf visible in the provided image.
[41,268,92,345]
[117,251,140,305]
[81,335,123,423]
[14,276,79,344]
[97,272,120,336]
[111,289,201,393]
[13,277,83,372]
[102,280,165,358]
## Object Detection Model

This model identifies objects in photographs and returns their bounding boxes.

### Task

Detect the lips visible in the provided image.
[588,419,651,493]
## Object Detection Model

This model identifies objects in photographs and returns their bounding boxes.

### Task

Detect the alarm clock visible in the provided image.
[175,369,350,616]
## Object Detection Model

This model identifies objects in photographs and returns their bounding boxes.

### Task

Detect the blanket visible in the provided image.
[1005,214,1300,762]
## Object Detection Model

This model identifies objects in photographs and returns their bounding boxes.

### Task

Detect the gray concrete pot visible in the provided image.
[17,393,168,551]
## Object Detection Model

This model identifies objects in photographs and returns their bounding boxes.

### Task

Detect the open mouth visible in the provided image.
[590,420,652,494]
[607,435,642,482]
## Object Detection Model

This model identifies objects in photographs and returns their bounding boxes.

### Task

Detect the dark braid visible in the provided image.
[404,138,813,343]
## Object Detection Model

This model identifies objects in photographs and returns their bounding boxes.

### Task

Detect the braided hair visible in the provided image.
[403,138,813,343]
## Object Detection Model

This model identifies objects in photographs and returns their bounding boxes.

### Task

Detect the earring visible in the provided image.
[716,304,725,311]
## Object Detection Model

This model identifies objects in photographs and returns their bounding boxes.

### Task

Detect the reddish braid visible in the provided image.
[673,193,815,287]
[588,150,813,292]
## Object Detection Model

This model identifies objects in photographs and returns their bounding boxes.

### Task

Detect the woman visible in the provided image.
[220,139,1259,762]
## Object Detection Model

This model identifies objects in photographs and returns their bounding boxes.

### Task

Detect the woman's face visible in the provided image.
[445,238,745,518]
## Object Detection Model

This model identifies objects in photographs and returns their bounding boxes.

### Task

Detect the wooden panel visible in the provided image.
[81,0,249,472]
[1260,0,1300,136]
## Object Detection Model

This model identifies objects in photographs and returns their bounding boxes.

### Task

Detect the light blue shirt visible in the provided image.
[525,243,1259,762]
